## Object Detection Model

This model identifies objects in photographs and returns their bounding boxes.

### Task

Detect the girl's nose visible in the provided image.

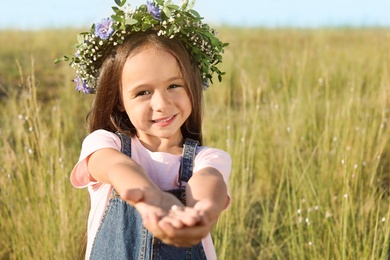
[151,91,170,111]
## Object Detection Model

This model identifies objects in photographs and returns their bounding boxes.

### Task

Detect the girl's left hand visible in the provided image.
[120,188,203,242]
[155,199,218,247]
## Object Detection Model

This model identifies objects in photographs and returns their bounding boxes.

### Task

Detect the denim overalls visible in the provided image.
[89,133,208,260]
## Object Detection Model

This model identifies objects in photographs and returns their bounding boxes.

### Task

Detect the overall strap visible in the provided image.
[116,132,132,157]
[178,139,199,189]
[115,132,199,188]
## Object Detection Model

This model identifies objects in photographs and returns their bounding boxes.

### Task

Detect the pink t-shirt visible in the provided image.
[71,129,231,260]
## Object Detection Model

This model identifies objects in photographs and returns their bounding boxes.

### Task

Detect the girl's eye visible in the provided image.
[136,90,150,97]
[168,84,181,89]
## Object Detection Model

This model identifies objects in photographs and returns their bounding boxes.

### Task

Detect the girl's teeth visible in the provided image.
[155,116,173,122]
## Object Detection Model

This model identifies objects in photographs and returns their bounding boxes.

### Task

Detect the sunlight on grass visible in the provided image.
[0,28,389,259]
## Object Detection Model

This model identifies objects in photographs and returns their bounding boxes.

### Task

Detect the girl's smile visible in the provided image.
[120,46,192,152]
[151,114,177,125]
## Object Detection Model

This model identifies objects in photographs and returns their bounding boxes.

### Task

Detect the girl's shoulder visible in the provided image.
[82,129,122,151]
[195,145,232,168]
[196,145,231,160]
[86,129,119,138]
[194,145,232,180]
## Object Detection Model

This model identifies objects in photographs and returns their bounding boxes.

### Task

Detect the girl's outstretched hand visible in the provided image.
[155,199,219,247]
[120,188,202,243]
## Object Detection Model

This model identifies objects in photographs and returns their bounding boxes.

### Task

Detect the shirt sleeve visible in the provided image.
[70,130,121,188]
[193,147,232,208]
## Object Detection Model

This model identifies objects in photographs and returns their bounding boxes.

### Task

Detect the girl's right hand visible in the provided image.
[120,188,202,237]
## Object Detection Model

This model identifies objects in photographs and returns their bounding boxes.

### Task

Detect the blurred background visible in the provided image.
[0,1,389,259]
[1,0,390,29]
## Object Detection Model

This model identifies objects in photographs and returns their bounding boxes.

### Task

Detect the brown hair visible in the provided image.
[87,32,204,144]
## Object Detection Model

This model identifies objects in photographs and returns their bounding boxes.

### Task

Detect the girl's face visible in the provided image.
[120,46,192,149]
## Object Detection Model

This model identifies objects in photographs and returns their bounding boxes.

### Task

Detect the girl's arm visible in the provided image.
[87,147,160,203]
[87,147,202,234]
[186,167,229,221]
[157,167,229,247]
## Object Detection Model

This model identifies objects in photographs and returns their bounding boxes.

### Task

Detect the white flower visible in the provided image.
[122,4,134,15]
[63,0,227,94]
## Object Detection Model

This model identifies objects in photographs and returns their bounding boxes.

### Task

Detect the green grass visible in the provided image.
[0,28,389,259]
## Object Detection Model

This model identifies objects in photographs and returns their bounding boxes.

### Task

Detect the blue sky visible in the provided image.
[1,0,390,29]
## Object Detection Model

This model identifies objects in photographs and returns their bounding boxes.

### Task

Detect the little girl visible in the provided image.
[63,1,231,259]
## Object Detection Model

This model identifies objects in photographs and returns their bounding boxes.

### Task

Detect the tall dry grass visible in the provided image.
[0,28,389,259]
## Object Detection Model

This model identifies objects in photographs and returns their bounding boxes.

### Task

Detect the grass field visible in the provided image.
[0,28,389,259]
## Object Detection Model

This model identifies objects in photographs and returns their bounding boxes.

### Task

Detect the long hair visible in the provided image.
[87,32,204,144]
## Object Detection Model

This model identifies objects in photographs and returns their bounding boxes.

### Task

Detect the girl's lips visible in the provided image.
[151,114,176,125]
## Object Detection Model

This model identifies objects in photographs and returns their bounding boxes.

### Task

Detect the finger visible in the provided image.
[169,207,202,226]
[159,216,185,229]
[136,202,167,222]
[158,223,210,247]
[158,224,202,247]
[161,219,211,239]
[143,211,166,238]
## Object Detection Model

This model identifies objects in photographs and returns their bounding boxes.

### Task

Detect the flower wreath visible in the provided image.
[56,0,228,94]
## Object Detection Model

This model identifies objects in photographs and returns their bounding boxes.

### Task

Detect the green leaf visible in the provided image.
[162,6,171,17]
[168,25,174,35]
[187,1,195,10]
[166,4,179,10]
[112,6,120,13]
[111,15,123,23]
[54,56,69,64]
[115,0,126,7]
[210,37,220,46]
[125,18,138,25]
[77,34,84,44]
[150,19,159,25]
[189,9,200,18]
[142,23,151,31]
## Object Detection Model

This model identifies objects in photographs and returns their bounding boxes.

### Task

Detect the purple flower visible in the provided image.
[74,76,94,94]
[146,1,161,20]
[202,80,210,90]
[94,18,114,40]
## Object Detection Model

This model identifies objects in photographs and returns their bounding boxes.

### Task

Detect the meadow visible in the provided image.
[0,28,389,259]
